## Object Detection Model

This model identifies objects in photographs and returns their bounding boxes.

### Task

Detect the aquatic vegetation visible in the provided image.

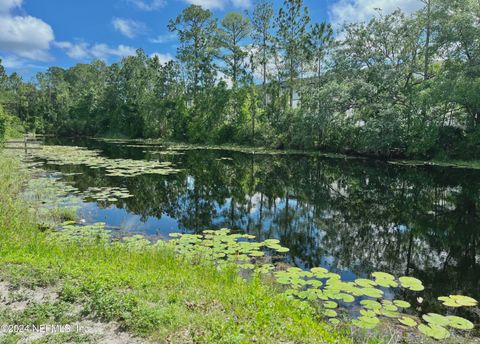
[50,221,111,244]
[168,229,288,269]
[438,295,478,307]
[398,316,417,327]
[418,323,451,340]
[30,145,182,177]
[6,150,478,342]
[446,316,474,330]
[273,265,475,339]
[398,276,424,291]
[165,230,478,341]
[157,229,477,339]
[82,186,134,202]
[19,160,133,213]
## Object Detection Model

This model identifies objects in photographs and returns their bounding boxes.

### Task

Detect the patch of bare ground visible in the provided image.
[0,281,145,344]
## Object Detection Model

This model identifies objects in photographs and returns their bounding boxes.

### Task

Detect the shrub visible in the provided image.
[0,105,6,141]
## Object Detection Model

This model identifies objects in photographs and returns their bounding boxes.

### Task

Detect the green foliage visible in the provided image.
[0,105,6,141]
[438,295,478,307]
[0,105,23,141]
[161,229,477,340]
[0,1,479,160]
[418,323,450,340]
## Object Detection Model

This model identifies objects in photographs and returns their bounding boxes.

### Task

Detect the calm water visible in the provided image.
[39,138,480,320]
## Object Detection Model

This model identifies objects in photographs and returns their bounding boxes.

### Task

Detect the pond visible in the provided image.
[32,138,480,322]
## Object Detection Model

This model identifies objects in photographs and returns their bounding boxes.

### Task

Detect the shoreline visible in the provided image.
[0,150,349,344]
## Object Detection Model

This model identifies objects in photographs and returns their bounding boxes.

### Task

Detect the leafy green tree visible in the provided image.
[217,12,251,87]
[0,0,479,159]
[0,105,7,141]
[331,10,424,156]
[434,0,480,130]
[168,5,219,99]
[251,0,274,104]
[276,0,311,107]
[0,59,9,107]
[308,22,333,80]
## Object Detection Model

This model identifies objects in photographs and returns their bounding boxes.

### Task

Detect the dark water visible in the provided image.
[40,138,480,320]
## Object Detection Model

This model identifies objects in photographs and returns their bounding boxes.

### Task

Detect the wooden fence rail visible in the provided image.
[3,135,44,152]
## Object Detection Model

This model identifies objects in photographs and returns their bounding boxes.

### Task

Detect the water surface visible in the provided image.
[38,138,480,320]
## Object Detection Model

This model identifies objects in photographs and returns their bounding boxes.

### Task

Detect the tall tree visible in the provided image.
[309,22,333,80]
[168,5,218,100]
[217,12,251,87]
[0,59,10,108]
[276,0,310,107]
[251,0,274,105]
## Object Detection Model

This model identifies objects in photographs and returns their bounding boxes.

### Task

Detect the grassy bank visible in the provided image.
[0,152,350,343]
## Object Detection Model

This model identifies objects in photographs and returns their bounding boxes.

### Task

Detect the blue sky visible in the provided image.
[0,0,421,80]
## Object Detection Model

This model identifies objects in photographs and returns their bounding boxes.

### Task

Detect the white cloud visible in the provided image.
[55,41,137,61]
[128,0,166,11]
[183,0,251,10]
[0,55,44,70]
[329,0,423,26]
[0,0,54,61]
[149,32,176,44]
[54,41,90,60]
[0,15,54,61]
[91,44,137,59]
[150,52,174,64]
[112,17,146,38]
[0,0,22,13]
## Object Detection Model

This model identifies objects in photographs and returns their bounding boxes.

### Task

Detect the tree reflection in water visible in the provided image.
[44,139,480,316]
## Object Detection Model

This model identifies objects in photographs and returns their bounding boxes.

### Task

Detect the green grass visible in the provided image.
[0,152,351,343]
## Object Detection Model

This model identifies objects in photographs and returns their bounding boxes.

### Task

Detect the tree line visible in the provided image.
[0,0,479,159]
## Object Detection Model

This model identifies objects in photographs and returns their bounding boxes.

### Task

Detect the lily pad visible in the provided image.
[399,276,424,291]
[323,301,338,309]
[446,316,474,330]
[360,300,382,310]
[355,278,377,288]
[393,300,411,308]
[361,287,384,298]
[438,295,478,307]
[323,309,337,318]
[418,324,450,340]
[398,316,417,327]
[422,313,450,327]
[352,316,379,329]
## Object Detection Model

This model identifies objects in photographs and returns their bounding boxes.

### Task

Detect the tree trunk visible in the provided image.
[424,0,431,81]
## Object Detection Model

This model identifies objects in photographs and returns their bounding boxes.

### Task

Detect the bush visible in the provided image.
[0,105,6,141]
[0,105,23,141]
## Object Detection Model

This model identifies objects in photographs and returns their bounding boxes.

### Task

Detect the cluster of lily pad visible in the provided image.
[273,267,477,340]
[168,229,289,270]
[50,221,111,244]
[81,186,134,202]
[22,175,81,209]
[30,145,182,177]
[166,230,478,341]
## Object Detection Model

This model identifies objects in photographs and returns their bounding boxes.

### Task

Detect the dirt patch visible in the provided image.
[0,281,145,344]
[73,320,145,344]
[0,282,58,313]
